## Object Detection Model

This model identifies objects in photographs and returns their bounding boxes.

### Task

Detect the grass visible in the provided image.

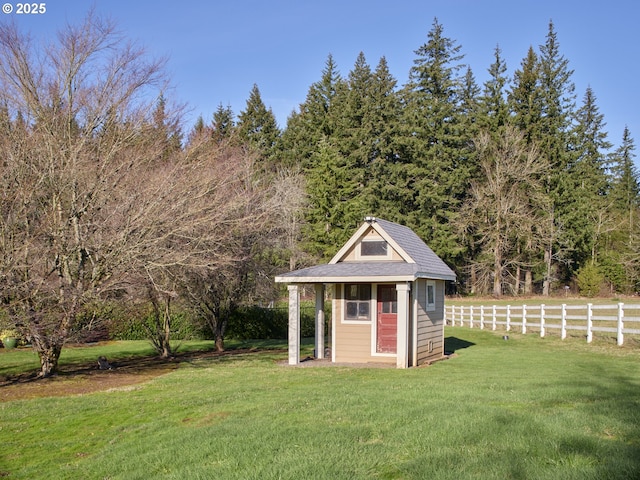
[1,330,640,479]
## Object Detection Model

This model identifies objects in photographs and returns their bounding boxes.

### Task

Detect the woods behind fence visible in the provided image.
[446,303,640,346]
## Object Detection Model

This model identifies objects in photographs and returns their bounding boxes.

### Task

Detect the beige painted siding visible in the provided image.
[333,287,395,364]
[415,279,445,365]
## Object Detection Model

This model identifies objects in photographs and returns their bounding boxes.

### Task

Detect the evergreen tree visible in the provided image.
[508,46,543,145]
[366,57,403,220]
[236,83,281,165]
[150,93,182,160]
[480,45,510,132]
[610,126,639,227]
[399,18,472,265]
[560,87,613,267]
[278,55,346,169]
[609,127,640,291]
[335,53,402,218]
[535,21,577,294]
[211,103,235,144]
[302,138,365,259]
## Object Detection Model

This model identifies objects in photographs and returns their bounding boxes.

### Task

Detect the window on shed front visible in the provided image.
[360,240,387,256]
[345,284,371,321]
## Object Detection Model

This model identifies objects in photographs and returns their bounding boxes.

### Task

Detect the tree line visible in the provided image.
[248,18,636,298]
[1,14,638,376]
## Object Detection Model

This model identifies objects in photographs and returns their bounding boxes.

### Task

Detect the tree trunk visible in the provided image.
[159,297,173,358]
[543,245,552,296]
[214,317,226,352]
[470,264,477,295]
[493,256,502,297]
[493,239,503,296]
[524,269,533,295]
[37,345,62,377]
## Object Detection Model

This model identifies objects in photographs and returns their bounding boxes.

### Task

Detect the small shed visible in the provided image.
[275,217,456,368]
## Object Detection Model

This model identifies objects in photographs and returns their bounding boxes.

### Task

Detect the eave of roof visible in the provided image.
[274,261,456,284]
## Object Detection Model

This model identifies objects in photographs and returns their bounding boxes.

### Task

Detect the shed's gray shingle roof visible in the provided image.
[275,218,456,283]
[373,218,456,280]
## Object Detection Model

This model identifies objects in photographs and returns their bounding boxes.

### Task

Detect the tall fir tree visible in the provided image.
[536,21,576,294]
[610,126,639,228]
[560,87,613,267]
[236,84,280,167]
[278,55,346,169]
[480,45,510,133]
[608,127,640,290]
[399,18,473,266]
[302,138,366,259]
[211,103,235,144]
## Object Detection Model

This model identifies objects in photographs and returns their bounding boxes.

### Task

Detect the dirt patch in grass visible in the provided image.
[0,348,285,402]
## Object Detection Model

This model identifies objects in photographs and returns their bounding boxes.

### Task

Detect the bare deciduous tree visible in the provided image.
[0,14,172,376]
[459,127,551,296]
[0,13,286,374]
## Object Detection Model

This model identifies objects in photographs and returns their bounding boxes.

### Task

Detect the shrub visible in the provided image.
[576,263,604,297]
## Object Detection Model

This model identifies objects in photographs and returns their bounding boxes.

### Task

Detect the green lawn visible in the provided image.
[1,329,639,479]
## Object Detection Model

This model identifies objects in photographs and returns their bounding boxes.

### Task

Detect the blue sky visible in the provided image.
[5,0,639,153]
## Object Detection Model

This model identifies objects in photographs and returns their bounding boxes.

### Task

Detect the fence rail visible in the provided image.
[445,303,640,346]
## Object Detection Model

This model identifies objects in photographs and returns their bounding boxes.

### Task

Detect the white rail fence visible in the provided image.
[445,303,640,346]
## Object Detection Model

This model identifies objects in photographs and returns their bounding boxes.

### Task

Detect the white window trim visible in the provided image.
[341,284,373,325]
[355,239,392,261]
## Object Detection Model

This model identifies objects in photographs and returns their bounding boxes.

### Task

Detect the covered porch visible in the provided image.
[282,280,412,369]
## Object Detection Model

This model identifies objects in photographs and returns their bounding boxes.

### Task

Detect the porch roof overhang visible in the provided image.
[274,261,456,284]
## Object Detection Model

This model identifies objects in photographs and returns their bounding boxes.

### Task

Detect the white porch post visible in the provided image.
[288,285,300,365]
[315,284,325,359]
[396,283,410,369]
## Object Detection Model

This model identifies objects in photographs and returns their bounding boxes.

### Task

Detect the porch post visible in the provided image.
[314,284,325,359]
[396,283,410,369]
[288,285,300,365]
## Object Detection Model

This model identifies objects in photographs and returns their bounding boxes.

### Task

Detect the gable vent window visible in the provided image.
[360,240,387,257]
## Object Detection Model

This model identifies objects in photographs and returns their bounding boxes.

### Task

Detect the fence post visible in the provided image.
[586,303,593,343]
[492,305,497,331]
[540,304,545,338]
[617,302,624,346]
[522,304,527,334]
[459,305,464,327]
[561,304,567,340]
[506,305,511,332]
[470,305,474,328]
[480,305,485,330]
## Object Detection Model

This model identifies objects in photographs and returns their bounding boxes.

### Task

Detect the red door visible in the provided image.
[377,285,397,353]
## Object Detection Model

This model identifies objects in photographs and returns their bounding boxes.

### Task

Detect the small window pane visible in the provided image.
[346,302,358,317]
[358,302,369,318]
[361,240,387,256]
[427,285,435,305]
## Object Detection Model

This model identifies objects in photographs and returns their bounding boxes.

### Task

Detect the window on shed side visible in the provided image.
[426,280,436,312]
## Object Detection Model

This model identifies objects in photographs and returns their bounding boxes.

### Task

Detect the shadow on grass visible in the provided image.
[444,336,475,355]
[0,344,287,387]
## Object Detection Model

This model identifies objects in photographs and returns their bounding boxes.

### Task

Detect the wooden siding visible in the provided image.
[333,288,395,364]
[415,279,445,365]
